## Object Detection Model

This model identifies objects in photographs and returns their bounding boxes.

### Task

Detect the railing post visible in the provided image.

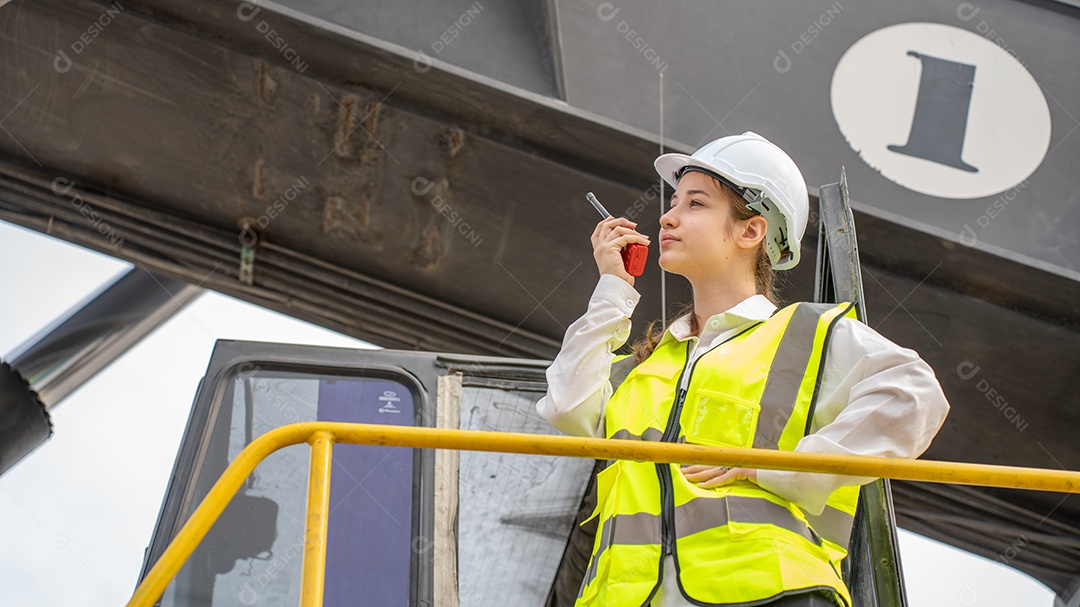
[816,169,906,606]
[301,431,334,607]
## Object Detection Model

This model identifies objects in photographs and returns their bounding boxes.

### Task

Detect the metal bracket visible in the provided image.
[239,225,258,286]
[815,167,907,607]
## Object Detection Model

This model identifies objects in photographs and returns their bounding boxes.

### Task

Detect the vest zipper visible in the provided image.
[658,340,693,557]
[655,324,762,559]
[660,386,688,555]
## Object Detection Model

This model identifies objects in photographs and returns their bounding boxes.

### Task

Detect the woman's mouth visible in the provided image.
[659,236,679,247]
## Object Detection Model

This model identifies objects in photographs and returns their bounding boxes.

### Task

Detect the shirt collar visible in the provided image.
[661,294,778,344]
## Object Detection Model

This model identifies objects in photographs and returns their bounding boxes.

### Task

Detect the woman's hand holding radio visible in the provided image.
[592,217,650,286]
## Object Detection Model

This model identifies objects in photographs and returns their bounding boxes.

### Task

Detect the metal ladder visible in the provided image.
[814,168,908,607]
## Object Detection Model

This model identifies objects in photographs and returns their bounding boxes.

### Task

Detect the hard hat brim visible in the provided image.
[655,153,755,194]
[654,153,705,190]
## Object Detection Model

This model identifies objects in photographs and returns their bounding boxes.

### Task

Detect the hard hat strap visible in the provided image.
[748,198,791,267]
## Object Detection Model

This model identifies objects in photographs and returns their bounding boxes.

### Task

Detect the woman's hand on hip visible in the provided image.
[680,464,757,489]
[591,217,649,286]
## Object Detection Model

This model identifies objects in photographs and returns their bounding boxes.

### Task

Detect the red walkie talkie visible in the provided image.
[586,192,648,277]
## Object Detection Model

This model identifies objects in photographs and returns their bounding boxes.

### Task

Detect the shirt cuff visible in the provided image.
[755,469,831,515]
[593,274,640,316]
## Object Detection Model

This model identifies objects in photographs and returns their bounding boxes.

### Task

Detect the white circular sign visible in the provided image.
[831,22,1051,199]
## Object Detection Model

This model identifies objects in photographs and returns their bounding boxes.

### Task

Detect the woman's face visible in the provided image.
[658,171,759,281]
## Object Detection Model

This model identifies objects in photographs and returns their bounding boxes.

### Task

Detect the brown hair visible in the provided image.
[631,180,778,363]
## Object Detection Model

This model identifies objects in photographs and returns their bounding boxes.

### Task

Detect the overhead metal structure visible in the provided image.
[0,0,1078,602]
[0,268,199,473]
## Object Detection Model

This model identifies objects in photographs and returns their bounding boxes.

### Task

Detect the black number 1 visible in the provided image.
[888,51,979,173]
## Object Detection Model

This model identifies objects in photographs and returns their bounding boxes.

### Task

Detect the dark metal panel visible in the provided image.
[0,162,561,357]
[863,267,1080,598]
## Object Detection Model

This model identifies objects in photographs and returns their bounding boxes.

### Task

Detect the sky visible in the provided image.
[0,220,1056,606]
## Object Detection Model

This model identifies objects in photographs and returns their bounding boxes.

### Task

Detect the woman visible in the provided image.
[536,132,950,607]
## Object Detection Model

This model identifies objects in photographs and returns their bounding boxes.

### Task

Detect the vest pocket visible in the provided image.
[582,463,621,525]
[682,389,760,449]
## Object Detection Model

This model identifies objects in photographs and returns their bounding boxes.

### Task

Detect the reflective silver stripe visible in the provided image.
[677,495,816,544]
[610,356,638,394]
[590,495,817,552]
[671,496,727,538]
[753,303,835,449]
[579,511,661,595]
[612,511,662,545]
[611,427,663,442]
[805,505,855,547]
[580,515,615,594]
[580,497,820,594]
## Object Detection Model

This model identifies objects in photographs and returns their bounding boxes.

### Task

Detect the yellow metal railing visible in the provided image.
[127,421,1080,607]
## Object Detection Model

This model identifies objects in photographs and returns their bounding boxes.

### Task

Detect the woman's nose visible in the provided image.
[660,207,676,228]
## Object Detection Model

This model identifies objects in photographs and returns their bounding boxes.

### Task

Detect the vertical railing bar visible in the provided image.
[300,431,335,607]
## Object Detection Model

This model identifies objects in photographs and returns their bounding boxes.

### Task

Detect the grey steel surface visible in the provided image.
[6,268,201,409]
[0,267,195,475]
[272,0,563,98]
[1,0,1078,600]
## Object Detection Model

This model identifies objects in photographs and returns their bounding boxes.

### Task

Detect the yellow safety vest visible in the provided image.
[577,301,860,607]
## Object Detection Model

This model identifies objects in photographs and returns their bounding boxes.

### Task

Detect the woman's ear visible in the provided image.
[735,215,768,251]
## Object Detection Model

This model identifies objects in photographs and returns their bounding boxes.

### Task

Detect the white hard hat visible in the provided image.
[654,132,810,270]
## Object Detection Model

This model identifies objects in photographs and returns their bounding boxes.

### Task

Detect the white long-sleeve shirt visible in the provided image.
[536,274,951,516]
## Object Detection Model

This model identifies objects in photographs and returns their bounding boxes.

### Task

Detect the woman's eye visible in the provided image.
[690,199,704,207]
